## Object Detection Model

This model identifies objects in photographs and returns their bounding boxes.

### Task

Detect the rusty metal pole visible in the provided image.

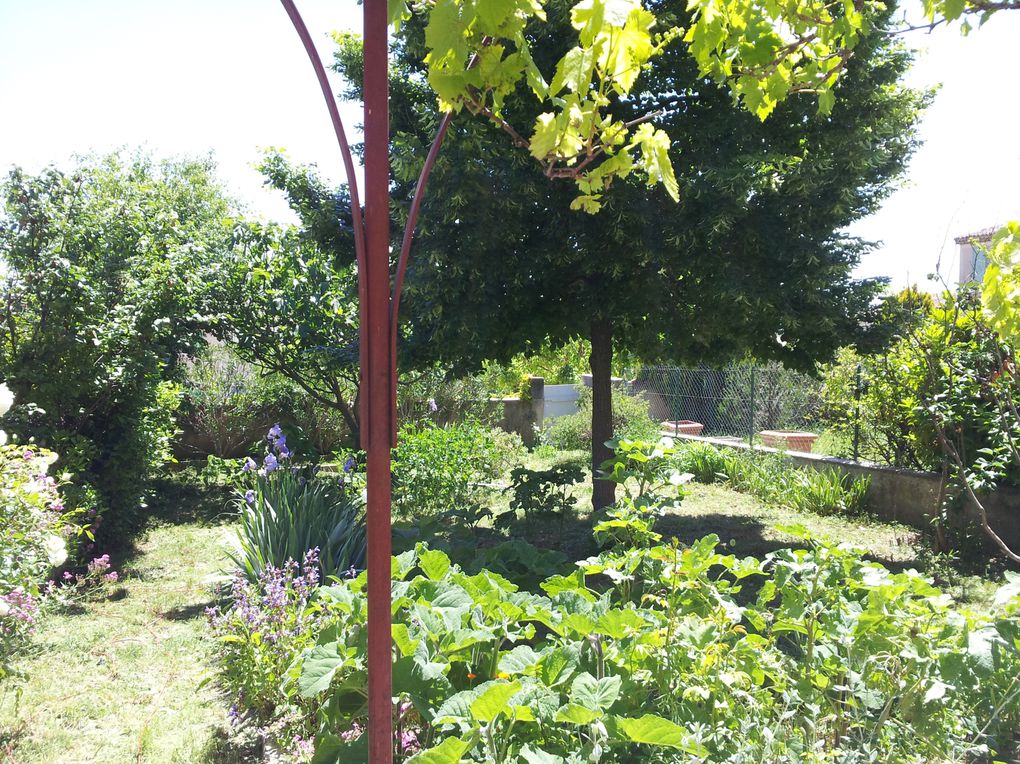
[281,3,452,758]
[363,0,394,760]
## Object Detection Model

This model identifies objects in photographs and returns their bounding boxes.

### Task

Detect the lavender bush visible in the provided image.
[207,549,331,759]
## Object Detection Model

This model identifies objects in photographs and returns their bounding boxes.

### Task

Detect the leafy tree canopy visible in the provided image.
[208,153,363,442]
[331,0,928,505]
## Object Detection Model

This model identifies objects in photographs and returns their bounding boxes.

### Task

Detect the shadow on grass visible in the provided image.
[99,476,235,568]
[162,601,218,621]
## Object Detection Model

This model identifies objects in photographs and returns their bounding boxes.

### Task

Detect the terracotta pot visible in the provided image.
[758,430,819,453]
[660,420,704,436]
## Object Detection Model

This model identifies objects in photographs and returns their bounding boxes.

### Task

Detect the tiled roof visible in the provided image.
[954,226,1000,245]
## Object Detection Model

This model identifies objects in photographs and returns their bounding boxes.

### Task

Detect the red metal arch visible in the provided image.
[279,2,452,760]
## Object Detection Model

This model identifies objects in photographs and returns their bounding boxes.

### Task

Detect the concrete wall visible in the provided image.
[543,383,580,419]
[490,377,546,446]
[667,431,1020,553]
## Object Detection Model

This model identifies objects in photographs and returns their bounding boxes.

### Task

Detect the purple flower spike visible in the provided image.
[263,453,279,473]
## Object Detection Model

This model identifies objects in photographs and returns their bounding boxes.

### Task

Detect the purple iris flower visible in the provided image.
[267,423,282,441]
[241,457,257,473]
[343,457,356,473]
[427,398,438,413]
[263,453,279,473]
[278,445,291,460]
[245,489,256,505]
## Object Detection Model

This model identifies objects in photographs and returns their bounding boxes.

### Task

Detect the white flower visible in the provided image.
[0,601,9,617]
[43,534,67,567]
[0,383,12,417]
[0,430,6,446]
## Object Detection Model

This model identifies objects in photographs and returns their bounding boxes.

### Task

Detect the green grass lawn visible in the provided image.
[0,519,245,764]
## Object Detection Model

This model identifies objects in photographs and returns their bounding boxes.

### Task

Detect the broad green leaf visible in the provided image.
[419,548,452,581]
[406,736,472,764]
[607,714,707,755]
[298,641,343,697]
[498,645,542,675]
[554,703,601,724]
[570,672,622,710]
[470,680,522,722]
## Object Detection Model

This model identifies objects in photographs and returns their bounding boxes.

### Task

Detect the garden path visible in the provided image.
[0,521,241,764]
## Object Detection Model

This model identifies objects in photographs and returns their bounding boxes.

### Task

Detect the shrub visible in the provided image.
[496,463,585,532]
[181,344,353,459]
[391,420,524,517]
[674,441,729,483]
[0,153,235,538]
[543,386,659,452]
[231,426,366,582]
[396,366,497,427]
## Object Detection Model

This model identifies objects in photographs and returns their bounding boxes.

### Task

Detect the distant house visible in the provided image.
[956,227,999,285]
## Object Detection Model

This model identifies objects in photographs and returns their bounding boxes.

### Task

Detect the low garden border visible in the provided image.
[665,430,1020,552]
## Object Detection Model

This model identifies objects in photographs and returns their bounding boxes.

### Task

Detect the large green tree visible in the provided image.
[210,154,363,444]
[0,152,234,535]
[332,0,927,508]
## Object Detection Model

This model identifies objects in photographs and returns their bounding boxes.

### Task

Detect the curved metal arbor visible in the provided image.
[279,1,452,760]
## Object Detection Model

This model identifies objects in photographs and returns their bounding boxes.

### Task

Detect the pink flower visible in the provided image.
[104,572,119,583]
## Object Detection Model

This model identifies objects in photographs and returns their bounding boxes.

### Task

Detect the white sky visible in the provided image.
[0,1,1017,291]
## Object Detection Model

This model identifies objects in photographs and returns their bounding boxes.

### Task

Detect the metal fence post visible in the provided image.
[852,362,862,462]
[748,366,756,447]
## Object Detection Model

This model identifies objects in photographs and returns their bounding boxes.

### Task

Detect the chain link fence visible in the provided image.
[634,362,829,447]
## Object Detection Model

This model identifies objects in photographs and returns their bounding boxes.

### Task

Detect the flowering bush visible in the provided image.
[0,435,73,679]
[207,549,327,754]
[231,426,365,582]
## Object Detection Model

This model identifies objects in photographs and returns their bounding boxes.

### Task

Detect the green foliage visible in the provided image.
[0,153,234,537]
[497,463,585,531]
[673,441,728,484]
[210,153,362,444]
[820,291,1019,494]
[211,524,1020,763]
[181,344,351,459]
[397,366,498,426]
[481,338,637,394]
[403,0,681,212]
[672,441,872,517]
[231,429,366,582]
[543,387,658,452]
[392,420,526,518]
[684,0,1014,120]
[982,221,1020,344]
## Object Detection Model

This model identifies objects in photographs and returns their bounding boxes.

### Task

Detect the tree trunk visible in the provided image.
[589,318,617,510]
